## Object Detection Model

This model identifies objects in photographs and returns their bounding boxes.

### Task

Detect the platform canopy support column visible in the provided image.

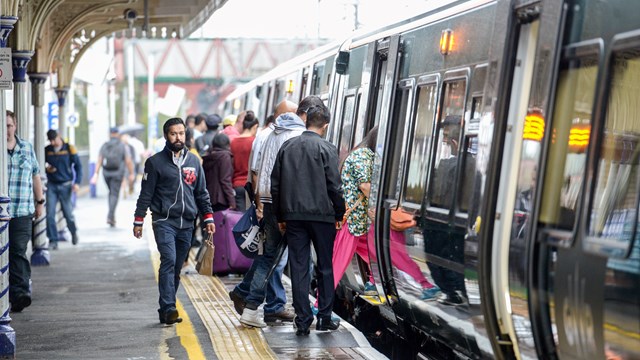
[0,14,17,359]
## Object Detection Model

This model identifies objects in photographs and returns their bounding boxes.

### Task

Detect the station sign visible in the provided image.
[48,101,59,130]
[67,112,79,128]
[0,48,13,90]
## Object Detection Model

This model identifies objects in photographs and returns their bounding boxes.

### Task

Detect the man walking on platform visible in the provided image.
[271,97,345,335]
[90,128,134,227]
[44,129,82,249]
[6,110,45,312]
[133,118,216,325]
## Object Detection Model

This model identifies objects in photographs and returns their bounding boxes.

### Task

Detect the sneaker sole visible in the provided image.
[240,320,266,328]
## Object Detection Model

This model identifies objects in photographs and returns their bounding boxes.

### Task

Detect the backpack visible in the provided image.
[102,141,125,171]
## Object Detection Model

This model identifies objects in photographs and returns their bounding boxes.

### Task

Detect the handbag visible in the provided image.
[232,203,263,259]
[196,233,215,276]
[390,208,416,232]
[342,194,365,224]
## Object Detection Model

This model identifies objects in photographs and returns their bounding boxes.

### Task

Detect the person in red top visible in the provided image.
[230,110,259,211]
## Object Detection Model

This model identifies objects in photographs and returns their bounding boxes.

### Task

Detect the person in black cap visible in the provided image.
[90,127,135,227]
[195,114,221,156]
[44,128,82,249]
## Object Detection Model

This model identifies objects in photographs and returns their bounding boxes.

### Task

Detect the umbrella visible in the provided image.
[118,123,145,134]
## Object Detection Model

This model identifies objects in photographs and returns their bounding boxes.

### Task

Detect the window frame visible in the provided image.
[584,31,640,258]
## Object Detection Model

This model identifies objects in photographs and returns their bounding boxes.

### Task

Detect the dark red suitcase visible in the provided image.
[212,210,253,274]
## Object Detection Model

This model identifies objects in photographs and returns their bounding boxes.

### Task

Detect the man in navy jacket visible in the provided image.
[133,117,215,325]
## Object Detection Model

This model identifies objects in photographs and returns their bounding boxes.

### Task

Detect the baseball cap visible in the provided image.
[222,114,237,126]
[110,127,120,134]
[205,114,222,128]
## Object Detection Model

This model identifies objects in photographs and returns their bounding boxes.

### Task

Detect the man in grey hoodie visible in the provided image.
[229,97,318,328]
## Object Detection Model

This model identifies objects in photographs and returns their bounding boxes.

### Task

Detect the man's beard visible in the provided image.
[167,140,185,152]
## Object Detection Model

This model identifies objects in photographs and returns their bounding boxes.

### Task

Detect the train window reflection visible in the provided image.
[386,86,412,201]
[429,80,466,210]
[539,56,598,230]
[403,83,437,204]
[586,49,640,258]
[458,135,478,213]
[339,95,357,163]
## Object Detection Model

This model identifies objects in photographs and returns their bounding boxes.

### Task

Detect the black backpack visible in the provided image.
[102,141,125,171]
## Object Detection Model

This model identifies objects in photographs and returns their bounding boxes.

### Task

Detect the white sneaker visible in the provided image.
[240,308,266,328]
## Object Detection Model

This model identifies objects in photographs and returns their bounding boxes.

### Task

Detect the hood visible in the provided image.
[273,112,306,134]
[202,148,231,169]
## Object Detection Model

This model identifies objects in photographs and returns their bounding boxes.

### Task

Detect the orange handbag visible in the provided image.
[390,208,416,232]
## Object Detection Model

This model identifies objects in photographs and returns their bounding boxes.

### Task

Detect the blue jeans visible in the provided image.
[9,216,33,301]
[46,181,77,243]
[233,203,287,313]
[152,222,193,312]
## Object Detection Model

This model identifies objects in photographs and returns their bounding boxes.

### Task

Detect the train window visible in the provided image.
[538,55,598,231]
[585,48,640,258]
[339,94,357,162]
[428,79,466,210]
[347,46,367,89]
[312,55,335,95]
[458,135,478,213]
[385,82,413,202]
[403,83,437,204]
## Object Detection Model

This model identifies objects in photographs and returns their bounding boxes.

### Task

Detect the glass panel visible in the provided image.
[339,95,356,163]
[539,56,598,230]
[429,80,466,210]
[586,49,640,258]
[404,84,437,204]
[384,88,411,201]
[459,136,478,213]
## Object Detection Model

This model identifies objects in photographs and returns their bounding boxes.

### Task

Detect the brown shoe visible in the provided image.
[264,308,295,323]
[229,290,246,315]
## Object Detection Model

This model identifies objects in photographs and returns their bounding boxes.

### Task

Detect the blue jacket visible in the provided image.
[45,142,82,184]
[134,146,214,229]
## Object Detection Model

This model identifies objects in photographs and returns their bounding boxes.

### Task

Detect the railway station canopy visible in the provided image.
[3,0,228,88]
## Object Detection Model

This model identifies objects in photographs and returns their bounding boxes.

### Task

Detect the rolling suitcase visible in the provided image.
[212,210,253,274]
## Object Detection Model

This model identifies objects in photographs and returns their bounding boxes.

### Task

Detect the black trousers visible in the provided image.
[286,220,335,330]
[9,216,33,301]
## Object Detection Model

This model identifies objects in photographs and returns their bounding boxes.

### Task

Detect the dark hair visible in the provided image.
[6,110,15,122]
[163,117,186,136]
[356,126,378,152]
[300,99,330,129]
[185,127,194,148]
[47,129,59,141]
[195,113,207,126]
[242,110,259,130]
[211,132,230,150]
[264,114,275,127]
[185,114,196,126]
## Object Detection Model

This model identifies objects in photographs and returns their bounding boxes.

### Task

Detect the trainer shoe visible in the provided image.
[311,304,340,322]
[229,290,246,315]
[72,233,79,245]
[420,285,441,300]
[363,281,377,296]
[264,308,295,323]
[240,308,266,328]
[50,241,58,250]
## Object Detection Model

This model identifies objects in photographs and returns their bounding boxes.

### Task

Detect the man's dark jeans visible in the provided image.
[104,175,123,224]
[9,216,33,301]
[152,221,193,312]
[233,203,287,314]
[46,181,77,243]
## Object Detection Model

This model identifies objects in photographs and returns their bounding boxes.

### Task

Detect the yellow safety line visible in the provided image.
[181,273,278,360]
[604,323,640,340]
[146,227,207,360]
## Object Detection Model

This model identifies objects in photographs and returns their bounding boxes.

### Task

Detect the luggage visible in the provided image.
[212,210,253,274]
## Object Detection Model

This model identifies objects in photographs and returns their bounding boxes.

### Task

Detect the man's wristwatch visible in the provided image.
[35,199,45,205]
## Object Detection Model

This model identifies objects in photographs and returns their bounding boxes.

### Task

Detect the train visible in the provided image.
[221,0,640,359]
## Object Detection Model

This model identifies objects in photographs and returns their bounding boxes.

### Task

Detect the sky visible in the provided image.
[191,0,434,40]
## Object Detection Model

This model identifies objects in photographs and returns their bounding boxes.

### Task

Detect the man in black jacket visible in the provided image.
[271,97,345,335]
[133,118,216,325]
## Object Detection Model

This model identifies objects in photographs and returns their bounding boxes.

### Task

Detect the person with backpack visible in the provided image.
[90,127,135,227]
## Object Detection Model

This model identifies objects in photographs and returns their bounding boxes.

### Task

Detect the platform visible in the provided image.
[10,194,387,359]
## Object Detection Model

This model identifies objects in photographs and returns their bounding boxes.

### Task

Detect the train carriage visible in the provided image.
[222,0,640,359]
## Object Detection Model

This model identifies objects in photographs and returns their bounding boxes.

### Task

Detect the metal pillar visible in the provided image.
[29,73,50,266]
[0,14,17,358]
[54,87,69,140]
[12,51,33,143]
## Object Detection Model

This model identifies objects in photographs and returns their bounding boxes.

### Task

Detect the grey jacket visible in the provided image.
[256,112,306,204]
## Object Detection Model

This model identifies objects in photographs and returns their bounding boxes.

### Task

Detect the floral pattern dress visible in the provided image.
[341,147,375,236]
